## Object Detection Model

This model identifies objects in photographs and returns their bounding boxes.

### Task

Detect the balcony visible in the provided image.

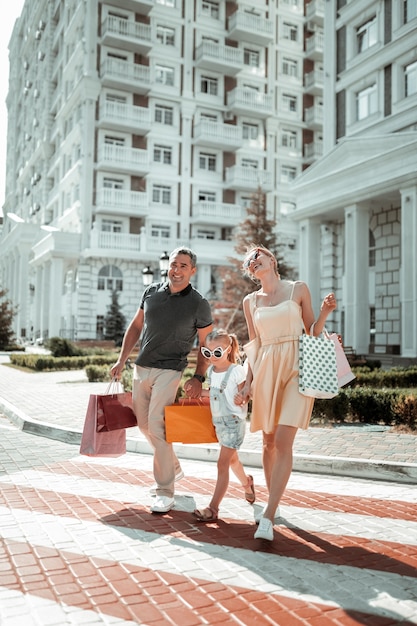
[228,10,274,46]
[191,201,245,225]
[101,16,152,53]
[305,32,324,61]
[96,144,149,175]
[303,141,323,164]
[194,120,242,149]
[95,188,148,217]
[100,58,150,93]
[306,0,324,28]
[227,88,273,118]
[224,166,273,191]
[89,228,142,259]
[99,100,151,134]
[195,42,243,75]
[304,69,323,96]
[115,0,153,14]
[189,237,235,262]
[305,105,323,130]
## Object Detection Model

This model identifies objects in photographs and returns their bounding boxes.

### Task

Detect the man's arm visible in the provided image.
[110,307,144,380]
[183,323,213,398]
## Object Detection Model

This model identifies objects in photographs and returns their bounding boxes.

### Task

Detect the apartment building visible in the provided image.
[0,0,309,343]
[293,0,417,360]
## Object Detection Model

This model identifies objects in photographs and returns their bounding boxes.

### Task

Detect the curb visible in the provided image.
[1,397,417,485]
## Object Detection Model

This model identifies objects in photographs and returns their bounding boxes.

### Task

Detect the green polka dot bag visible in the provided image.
[298,333,339,399]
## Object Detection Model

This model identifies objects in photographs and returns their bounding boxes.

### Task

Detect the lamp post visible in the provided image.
[142,265,154,286]
[159,251,169,278]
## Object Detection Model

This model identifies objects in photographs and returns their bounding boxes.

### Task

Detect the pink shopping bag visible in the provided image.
[328,333,356,387]
[80,394,126,457]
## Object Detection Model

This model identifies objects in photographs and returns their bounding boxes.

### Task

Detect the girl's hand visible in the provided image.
[234,383,251,406]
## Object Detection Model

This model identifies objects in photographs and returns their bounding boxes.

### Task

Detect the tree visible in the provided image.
[0,289,17,349]
[213,187,295,343]
[104,290,126,345]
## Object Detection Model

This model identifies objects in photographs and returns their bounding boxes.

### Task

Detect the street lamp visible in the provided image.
[159,251,170,278]
[142,265,154,286]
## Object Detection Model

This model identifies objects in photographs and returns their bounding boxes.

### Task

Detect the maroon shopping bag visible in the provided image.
[80,394,126,457]
[96,391,137,432]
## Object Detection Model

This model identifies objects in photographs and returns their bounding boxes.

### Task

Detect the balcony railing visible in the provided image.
[304,141,323,161]
[101,15,152,52]
[225,166,272,191]
[99,100,151,132]
[227,88,273,118]
[96,188,148,215]
[305,105,323,129]
[195,41,243,75]
[97,144,149,173]
[305,32,324,60]
[100,58,151,92]
[228,10,274,46]
[194,120,242,149]
[91,229,141,252]
[192,201,244,223]
[304,69,324,95]
[306,0,325,27]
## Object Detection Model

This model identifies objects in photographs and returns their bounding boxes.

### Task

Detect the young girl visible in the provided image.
[193,329,255,521]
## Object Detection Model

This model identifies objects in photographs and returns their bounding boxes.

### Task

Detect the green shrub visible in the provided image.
[45,337,84,357]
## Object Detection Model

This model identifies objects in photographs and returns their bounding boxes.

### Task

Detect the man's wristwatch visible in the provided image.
[192,374,205,383]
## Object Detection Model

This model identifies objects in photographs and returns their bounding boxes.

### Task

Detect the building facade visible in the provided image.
[0,0,310,343]
[293,0,417,360]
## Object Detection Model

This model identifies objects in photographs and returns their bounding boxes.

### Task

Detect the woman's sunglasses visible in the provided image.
[201,346,227,359]
[243,250,260,269]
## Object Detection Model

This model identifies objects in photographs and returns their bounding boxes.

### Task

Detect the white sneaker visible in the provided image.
[255,504,280,524]
[254,517,274,541]
[149,469,184,495]
[150,496,175,513]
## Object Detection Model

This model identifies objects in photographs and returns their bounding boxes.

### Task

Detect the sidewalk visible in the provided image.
[1,355,416,484]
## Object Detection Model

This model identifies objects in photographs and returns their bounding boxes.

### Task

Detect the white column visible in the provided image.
[344,204,369,353]
[298,218,321,314]
[48,258,64,337]
[195,263,211,299]
[400,187,417,357]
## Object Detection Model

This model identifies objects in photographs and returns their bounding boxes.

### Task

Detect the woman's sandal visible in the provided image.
[244,475,256,504]
[193,506,218,522]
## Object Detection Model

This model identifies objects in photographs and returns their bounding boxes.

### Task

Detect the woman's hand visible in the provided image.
[321,292,337,314]
[234,383,251,406]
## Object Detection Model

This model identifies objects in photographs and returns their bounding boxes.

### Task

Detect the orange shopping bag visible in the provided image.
[164,397,218,444]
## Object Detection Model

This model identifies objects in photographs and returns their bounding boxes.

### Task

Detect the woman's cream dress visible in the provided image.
[246,284,314,434]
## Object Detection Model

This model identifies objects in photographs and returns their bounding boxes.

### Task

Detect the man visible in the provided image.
[110,247,213,513]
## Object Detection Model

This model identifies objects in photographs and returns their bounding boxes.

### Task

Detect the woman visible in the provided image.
[235,245,337,541]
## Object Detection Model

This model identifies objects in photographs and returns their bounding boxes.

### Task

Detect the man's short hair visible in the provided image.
[170,247,197,268]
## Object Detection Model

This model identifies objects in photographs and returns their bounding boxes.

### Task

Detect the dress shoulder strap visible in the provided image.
[289,281,296,300]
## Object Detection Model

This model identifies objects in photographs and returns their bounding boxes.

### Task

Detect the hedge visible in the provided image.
[9,353,116,371]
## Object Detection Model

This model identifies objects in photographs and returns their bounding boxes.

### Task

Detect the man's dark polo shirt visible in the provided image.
[135,281,212,372]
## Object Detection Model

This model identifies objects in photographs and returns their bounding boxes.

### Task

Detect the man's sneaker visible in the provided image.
[149,469,184,495]
[255,504,280,524]
[150,496,175,513]
[254,517,274,541]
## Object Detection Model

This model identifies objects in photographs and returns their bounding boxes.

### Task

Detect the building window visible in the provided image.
[242,123,259,140]
[242,158,258,170]
[281,165,297,183]
[200,75,218,95]
[156,0,175,6]
[155,105,173,125]
[96,315,104,339]
[153,144,173,164]
[405,60,417,96]
[244,48,260,67]
[283,22,298,42]
[155,64,174,86]
[103,177,123,189]
[104,135,124,146]
[282,0,299,6]
[102,220,122,233]
[357,17,377,53]
[97,265,123,291]
[283,57,298,77]
[370,306,376,347]
[151,224,170,238]
[198,190,216,202]
[403,0,417,23]
[201,0,219,19]
[282,93,297,112]
[369,229,376,267]
[281,129,297,148]
[199,152,216,171]
[197,229,215,239]
[356,84,377,120]
[156,25,175,45]
[152,185,171,204]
